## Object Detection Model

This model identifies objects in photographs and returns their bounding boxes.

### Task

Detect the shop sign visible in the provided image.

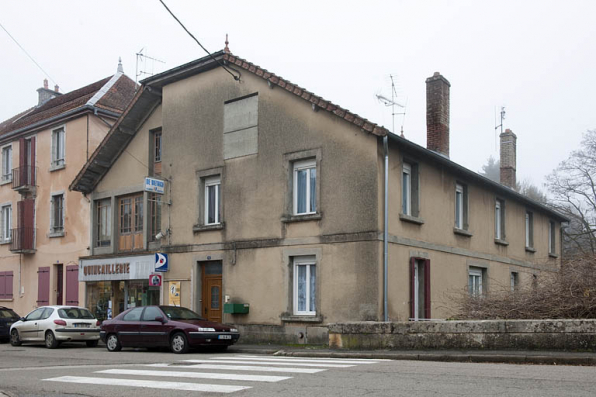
[155,253,169,272]
[145,177,165,194]
[149,274,162,287]
[79,255,155,282]
[169,281,181,306]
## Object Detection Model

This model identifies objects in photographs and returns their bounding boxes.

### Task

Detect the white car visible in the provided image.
[10,306,100,349]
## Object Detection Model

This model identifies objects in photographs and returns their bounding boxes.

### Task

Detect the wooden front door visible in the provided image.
[201,262,222,323]
[118,194,143,252]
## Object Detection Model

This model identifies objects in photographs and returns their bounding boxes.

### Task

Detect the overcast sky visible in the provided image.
[1,0,595,190]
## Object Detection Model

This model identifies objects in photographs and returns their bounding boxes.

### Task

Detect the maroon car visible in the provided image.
[99,306,239,354]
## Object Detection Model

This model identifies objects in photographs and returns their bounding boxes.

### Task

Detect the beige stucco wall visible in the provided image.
[0,113,112,316]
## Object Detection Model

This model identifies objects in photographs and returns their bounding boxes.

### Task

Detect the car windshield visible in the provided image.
[160,306,204,320]
[58,308,95,320]
[0,309,18,319]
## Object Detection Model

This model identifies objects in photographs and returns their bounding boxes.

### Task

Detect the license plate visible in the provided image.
[218,335,232,340]
[74,323,90,328]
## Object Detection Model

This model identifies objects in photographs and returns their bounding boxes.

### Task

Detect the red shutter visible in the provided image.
[424,259,431,320]
[0,272,5,299]
[29,136,36,185]
[37,267,50,306]
[65,265,79,305]
[5,272,13,299]
[18,138,26,186]
[409,257,416,319]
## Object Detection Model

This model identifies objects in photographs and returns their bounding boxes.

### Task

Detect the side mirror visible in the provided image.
[154,316,166,323]
[20,317,26,322]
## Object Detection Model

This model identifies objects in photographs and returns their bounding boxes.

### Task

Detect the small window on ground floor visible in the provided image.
[293,256,316,316]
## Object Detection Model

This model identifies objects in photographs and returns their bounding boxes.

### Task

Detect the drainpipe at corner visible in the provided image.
[383,135,389,322]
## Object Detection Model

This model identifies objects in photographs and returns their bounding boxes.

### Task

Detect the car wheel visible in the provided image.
[86,340,99,347]
[170,332,189,354]
[10,329,21,346]
[45,331,59,349]
[106,334,122,352]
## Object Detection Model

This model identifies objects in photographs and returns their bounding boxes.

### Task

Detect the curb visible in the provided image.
[230,347,596,366]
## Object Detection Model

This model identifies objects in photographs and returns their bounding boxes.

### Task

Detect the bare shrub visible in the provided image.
[453,255,596,320]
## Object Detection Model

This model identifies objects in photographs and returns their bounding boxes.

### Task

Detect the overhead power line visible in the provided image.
[158,0,240,81]
[0,21,57,86]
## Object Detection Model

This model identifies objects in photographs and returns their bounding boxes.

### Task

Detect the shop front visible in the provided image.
[79,255,161,321]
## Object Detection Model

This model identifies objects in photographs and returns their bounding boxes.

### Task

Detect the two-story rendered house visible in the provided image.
[71,49,566,343]
[0,65,136,315]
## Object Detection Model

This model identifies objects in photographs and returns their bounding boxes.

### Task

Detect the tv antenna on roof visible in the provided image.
[376,75,405,135]
[135,48,166,85]
[494,106,506,150]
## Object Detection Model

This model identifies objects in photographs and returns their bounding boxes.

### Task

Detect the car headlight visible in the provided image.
[230,328,238,332]
[197,327,215,332]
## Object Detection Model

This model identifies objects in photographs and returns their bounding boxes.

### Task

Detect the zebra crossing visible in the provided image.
[43,354,388,394]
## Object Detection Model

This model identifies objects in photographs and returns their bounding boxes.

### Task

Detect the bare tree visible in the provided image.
[546,129,596,256]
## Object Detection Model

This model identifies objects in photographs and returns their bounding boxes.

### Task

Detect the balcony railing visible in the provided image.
[10,227,36,253]
[12,166,37,191]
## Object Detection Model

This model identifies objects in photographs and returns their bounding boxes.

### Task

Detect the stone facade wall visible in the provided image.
[329,320,596,351]
[236,324,329,345]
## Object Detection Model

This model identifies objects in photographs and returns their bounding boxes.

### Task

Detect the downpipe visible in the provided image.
[383,135,389,322]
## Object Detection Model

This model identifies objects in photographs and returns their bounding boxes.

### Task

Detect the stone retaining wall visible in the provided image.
[328,320,596,351]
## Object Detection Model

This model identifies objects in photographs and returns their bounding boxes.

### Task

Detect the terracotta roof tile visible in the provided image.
[0,74,136,140]
[223,53,389,137]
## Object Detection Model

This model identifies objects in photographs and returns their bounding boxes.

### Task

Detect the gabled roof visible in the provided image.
[0,73,137,142]
[69,51,568,222]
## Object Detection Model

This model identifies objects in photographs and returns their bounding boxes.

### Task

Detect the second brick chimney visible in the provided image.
[500,128,517,188]
[426,72,451,157]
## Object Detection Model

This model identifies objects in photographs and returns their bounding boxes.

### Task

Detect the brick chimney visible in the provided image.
[500,128,517,188]
[37,78,62,106]
[426,72,451,157]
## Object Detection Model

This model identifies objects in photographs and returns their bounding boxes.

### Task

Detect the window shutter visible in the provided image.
[409,257,416,319]
[37,267,50,305]
[6,272,13,298]
[65,265,79,305]
[424,259,431,320]
[18,138,26,186]
[29,136,36,185]
[51,131,57,163]
[0,272,5,299]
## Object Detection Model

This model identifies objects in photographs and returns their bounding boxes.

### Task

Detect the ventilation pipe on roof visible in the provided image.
[383,134,389,322]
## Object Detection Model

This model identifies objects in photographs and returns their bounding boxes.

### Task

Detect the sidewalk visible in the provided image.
[230,344,596,366]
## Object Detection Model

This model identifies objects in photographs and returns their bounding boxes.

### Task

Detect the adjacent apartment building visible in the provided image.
[0,66,136,315]
[70,49,566,343]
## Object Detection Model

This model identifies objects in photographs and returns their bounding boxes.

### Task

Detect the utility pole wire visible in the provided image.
[158,0,240,81]
[0,21,57,86]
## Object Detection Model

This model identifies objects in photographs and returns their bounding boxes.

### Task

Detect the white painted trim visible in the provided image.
[50,124,66,169]
[292,159,316,215]
[293,255,316,316]
[204,175,221,225]
[85,73,123,107]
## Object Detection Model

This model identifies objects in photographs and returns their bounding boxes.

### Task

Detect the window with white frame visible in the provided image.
[549,220,556,255]
[402,163,411,216]
[525,211,534,248]
[293,159,316,215]
[1,145,12,182]
[0,204,11,242]
[468,267,484,296]
[204,176,221,225]
[96,199,111,247]
[51,127,65,167]
[495,199,505,240]
[50,194,64,233]
[510,271,519,292]
[455,183,469,229]
[293,256,316,315]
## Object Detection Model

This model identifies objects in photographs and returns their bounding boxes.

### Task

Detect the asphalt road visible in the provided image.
[0,341,595,397]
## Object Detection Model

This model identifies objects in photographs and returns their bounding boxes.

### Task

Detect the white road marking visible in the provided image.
[184,359,354,368]
[240,355,391,362]
[226,356,380,364]
[43,376,250,393]
[98,369,291,382]
[146,363,326,374]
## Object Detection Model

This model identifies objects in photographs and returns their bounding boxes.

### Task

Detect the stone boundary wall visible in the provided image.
[329,320,596,351]
[235,324,329,345]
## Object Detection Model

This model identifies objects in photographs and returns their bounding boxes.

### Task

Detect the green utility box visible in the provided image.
[224,303,250,314]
